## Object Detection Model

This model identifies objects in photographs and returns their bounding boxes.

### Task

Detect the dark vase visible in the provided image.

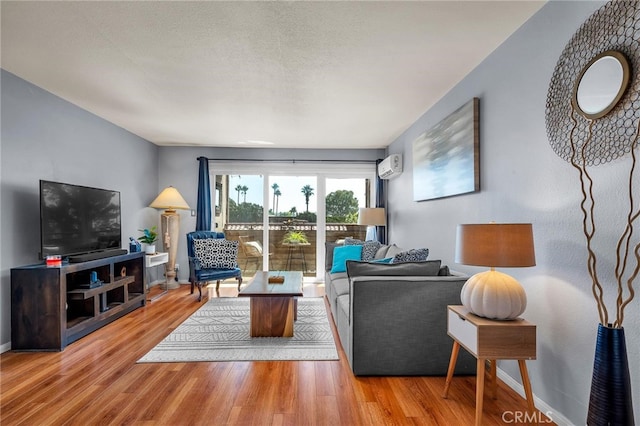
[587,323,635,425]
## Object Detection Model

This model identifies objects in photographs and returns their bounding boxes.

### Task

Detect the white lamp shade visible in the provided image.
[149,186,190,211]
[460,270,527,320]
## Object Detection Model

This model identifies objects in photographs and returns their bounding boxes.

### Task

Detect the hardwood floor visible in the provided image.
[1,281,553,425]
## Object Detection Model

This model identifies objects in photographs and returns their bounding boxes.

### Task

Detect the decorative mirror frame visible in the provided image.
[571,50,630,120]
[545,1,640,167]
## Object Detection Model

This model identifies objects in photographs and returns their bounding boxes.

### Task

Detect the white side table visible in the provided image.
[145,252,169,301]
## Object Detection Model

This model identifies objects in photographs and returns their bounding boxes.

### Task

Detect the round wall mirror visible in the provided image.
[572,50,630,120]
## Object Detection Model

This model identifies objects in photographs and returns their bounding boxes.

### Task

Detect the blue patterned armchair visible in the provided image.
[186,231,243,301]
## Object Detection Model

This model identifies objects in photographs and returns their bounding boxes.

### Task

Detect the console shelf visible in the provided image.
[10,252,146,351]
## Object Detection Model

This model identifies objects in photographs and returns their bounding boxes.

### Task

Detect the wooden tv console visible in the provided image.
[10,251,146,351]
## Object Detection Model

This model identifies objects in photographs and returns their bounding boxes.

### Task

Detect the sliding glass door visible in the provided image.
[268,175,317,276]
[210,161,376,280]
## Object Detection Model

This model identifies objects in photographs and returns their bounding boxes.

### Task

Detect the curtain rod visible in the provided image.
[197,157,380,164]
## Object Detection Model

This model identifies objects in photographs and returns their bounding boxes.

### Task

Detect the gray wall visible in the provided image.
[386,1,638,424]
[0,69,160,347]
[157,146,384,282]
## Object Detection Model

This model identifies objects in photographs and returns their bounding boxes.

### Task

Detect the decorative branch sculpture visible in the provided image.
[568,107,640,328]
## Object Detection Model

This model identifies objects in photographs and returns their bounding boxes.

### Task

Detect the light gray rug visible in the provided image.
[138,297,339,363]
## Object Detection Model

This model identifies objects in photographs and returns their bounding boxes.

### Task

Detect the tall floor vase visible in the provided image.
[587,323,635,425]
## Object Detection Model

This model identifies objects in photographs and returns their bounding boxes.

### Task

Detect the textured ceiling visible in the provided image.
[1,1,545,149]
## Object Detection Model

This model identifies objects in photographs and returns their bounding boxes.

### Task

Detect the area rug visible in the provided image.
[138,297,339,363]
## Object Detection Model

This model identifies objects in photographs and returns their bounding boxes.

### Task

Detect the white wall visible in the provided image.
[386,1,638,424]
[0,70,159,348]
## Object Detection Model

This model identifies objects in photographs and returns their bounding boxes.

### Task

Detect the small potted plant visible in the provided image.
[138,226,158,254]
[282,230,308,245]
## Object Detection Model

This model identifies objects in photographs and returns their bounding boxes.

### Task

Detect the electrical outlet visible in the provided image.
[175,263,179,271]
[191,209,196,217]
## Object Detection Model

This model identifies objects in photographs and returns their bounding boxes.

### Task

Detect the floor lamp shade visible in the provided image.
[150,187,190,289]
[455,223,535,320]
[358,208,386,241]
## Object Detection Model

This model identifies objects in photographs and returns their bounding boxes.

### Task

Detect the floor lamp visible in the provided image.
[149,186,190,289]
[358,208,386,241]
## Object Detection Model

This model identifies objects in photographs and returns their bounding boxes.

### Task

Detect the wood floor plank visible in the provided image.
[1,281,555,425]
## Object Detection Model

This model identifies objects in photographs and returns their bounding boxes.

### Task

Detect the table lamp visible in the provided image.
[455,223,535,320]
[150,186,190,288]
[358,208,386,241]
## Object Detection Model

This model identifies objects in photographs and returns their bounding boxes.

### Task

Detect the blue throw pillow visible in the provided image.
[331,245,363,273]
[370,257,393,264]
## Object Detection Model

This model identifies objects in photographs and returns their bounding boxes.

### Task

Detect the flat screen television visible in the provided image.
[40,180,122,260]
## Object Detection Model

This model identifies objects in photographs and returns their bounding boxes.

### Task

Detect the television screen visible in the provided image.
[40,180,122,259]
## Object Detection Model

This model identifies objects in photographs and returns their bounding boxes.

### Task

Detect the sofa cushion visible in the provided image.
[331,245,363,273]
[391,248,430,263]
[346,259,442,277]
[325,242,344,271]
[192,238,239,269]
[331,275,350,297]
[336,294,350,322]
[438,265,451,276]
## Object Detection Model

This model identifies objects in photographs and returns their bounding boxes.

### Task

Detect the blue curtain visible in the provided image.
[196,157,212,231]
[375,159,386,244]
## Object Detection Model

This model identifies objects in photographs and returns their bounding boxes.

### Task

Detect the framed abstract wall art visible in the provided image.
[412,98,480,201]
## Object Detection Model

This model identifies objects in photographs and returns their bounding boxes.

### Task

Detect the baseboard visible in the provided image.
[497,368,573,426]
[1,341,11,354]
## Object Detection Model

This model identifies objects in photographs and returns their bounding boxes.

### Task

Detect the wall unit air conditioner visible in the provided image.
[378,154,403,179]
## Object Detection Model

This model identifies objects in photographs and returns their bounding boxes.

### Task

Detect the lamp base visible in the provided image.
[160,210,180,290]
[461,270,527,320]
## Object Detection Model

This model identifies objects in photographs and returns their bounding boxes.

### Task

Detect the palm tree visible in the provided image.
[271,183,279,213]
[274,189,282,215]
[235,184,243,204]
[301,185,314,212]
[289,206,297,217]
[240,185,249,203]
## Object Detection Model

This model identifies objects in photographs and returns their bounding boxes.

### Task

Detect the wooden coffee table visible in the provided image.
[238,271,303,337]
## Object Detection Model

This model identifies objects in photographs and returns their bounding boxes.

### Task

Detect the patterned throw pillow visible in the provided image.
[193,238,239,269]
[391,248,429,263]
[345,238,381,262]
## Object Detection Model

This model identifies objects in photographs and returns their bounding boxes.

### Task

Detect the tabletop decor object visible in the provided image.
[545,1,639,423]
[455,223,535,320]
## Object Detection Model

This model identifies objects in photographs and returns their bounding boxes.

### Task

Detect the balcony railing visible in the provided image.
[224,223,367,276]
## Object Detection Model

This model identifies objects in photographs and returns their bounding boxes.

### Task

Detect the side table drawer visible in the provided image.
[448,308,477,355]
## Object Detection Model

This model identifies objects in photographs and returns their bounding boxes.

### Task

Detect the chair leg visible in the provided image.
[196,282,203,302]
[237,277,243,290]
[190,280,195,294]
[216,280,221,291]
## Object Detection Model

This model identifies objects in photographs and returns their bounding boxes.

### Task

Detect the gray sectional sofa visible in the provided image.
[324,242,476,376]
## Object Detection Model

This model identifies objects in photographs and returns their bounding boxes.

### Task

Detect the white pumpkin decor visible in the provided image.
[460,269,527,320]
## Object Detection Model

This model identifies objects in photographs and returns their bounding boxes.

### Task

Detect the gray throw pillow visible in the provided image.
[346,259,442,278]
[438,265,451,276]
[391,248,430,263]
